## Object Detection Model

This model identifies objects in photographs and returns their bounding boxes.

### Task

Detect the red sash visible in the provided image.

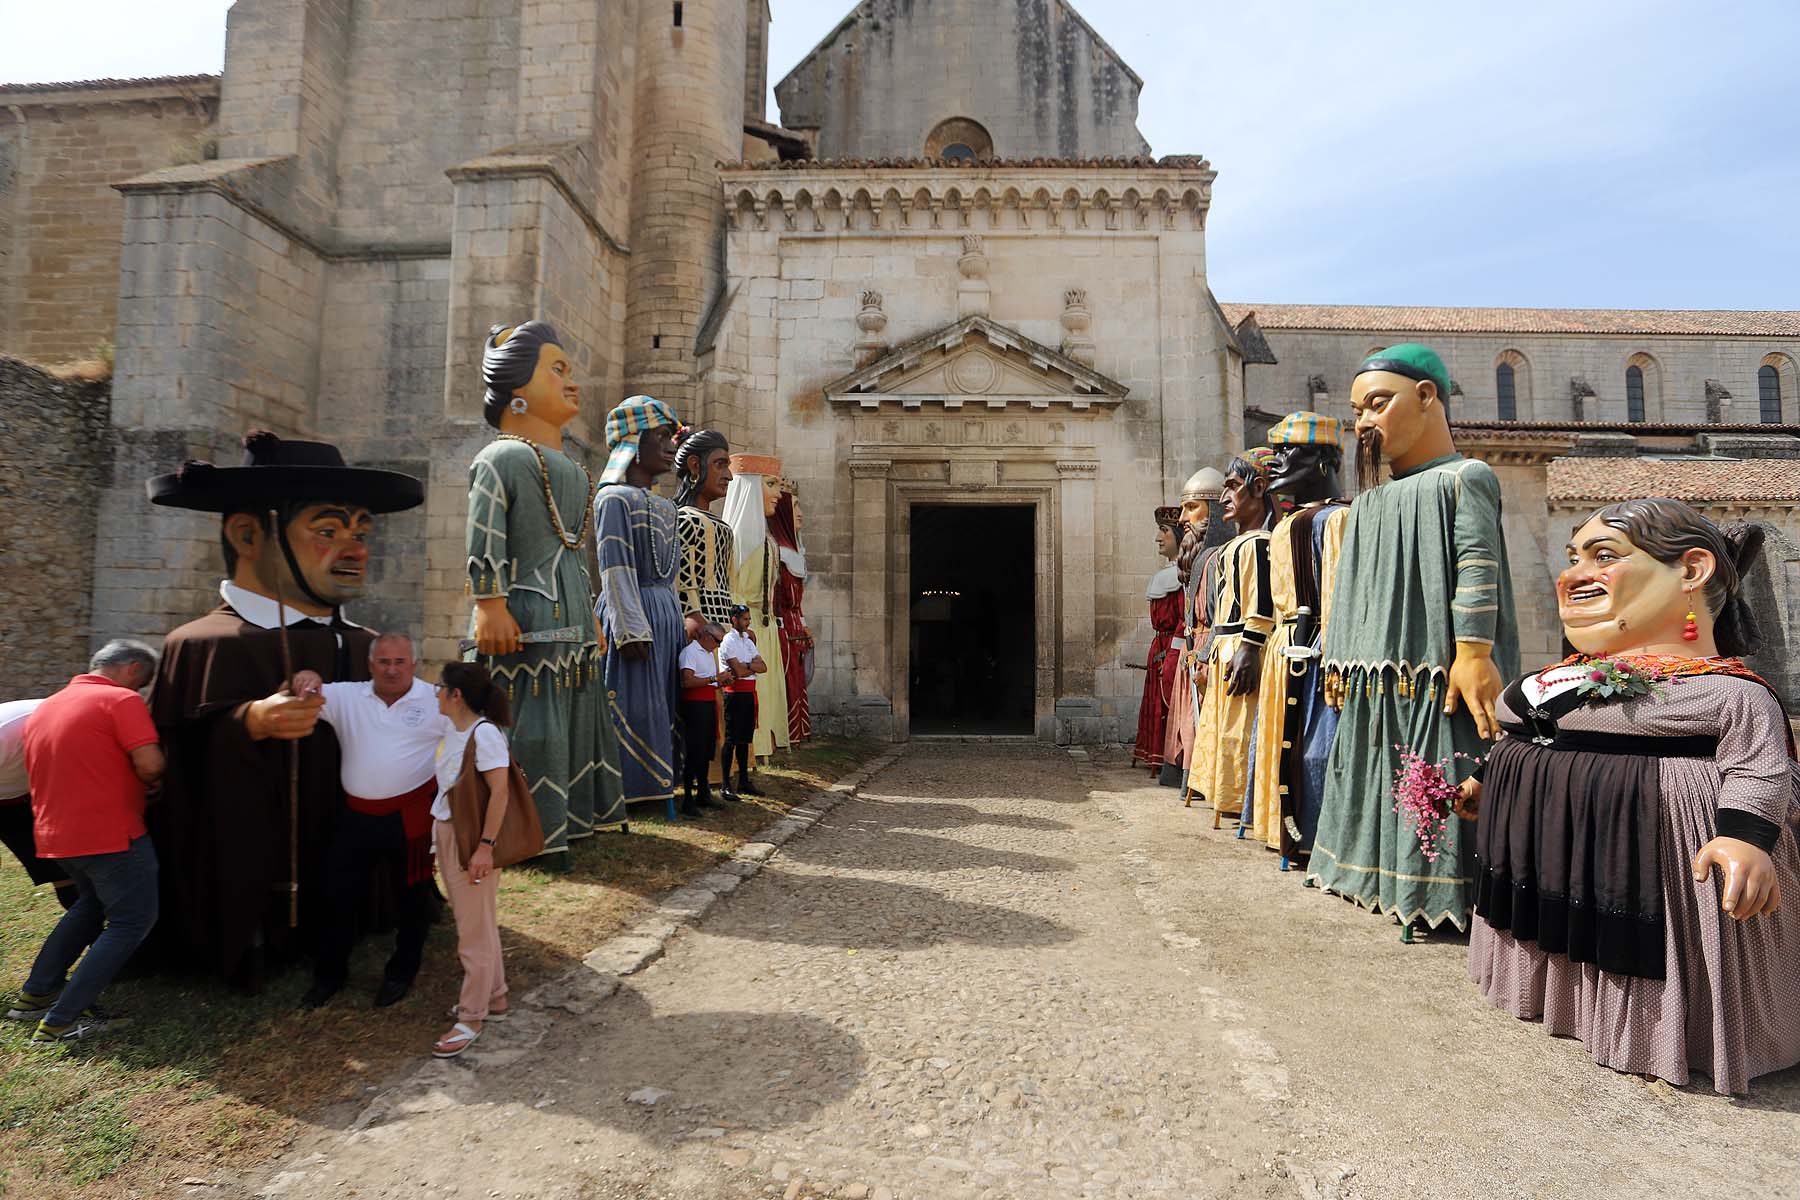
[345,778,437,886]
[682,686,717,702]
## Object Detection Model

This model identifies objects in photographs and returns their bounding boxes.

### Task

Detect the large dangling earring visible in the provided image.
[1682,588,1699,642]
[509,396,529,415]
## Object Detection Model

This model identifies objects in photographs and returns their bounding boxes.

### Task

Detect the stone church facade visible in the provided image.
[3,0,1798,733]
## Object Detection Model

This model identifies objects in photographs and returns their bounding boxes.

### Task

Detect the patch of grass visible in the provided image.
[0,735,880,1198]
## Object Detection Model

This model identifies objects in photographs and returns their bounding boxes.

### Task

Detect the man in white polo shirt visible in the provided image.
[0,697,75,909]
[296,633,444,1010]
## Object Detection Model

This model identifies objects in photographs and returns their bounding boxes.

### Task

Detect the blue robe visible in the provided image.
[595,484,684,808]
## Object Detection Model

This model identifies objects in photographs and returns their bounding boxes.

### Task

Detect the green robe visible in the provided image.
[1306,452,1518,929]
[467,438,624,855]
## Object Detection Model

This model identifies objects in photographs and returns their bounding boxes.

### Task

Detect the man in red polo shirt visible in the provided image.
[4,641,164,1043]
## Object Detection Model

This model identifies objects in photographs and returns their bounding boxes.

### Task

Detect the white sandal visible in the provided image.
[432,1022,482,1059]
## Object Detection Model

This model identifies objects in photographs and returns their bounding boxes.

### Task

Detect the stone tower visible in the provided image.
[623,0,750,413]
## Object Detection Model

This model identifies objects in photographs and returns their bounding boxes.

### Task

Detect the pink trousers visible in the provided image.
[434,819,507,1022]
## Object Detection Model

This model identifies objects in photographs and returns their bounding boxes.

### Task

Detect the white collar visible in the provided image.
[1146,563,1181,600]
[219,580,360,630]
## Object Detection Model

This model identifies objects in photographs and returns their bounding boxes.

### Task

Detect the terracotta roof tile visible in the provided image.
[1219,302,1800,338]
[0,74,218,96]
[720,155,1208,172]
[1548,458,1800,503]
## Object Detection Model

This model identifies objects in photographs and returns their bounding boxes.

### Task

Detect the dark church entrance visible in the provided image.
[908,504,1035,736]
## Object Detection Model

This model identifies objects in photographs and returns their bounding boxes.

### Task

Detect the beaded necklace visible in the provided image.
[641,486,678,580]
[1532,651,1757,690]
[497,434,592,551]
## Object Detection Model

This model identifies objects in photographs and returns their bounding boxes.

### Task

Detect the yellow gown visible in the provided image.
[731,534,791,760]
[1247,504,1348,849]
[1186,528,1273,819]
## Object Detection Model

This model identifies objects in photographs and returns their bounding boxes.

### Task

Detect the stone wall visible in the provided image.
[1243,327,1800,426]
[774,0,1151,160]
[0,78,218,364]
[0,358,111,696]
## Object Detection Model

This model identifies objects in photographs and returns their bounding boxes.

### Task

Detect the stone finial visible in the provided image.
[854,290,888,367]
[1060,287,1095,367]
[1706,379,1732,424]
[1570,375,1597,422]
[957,234,991,317]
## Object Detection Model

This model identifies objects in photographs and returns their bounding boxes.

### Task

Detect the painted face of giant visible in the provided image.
[761,473,782,519]
[1265,444,1330,497]
[1220,471,1263,526]
[697,449,733,506]
[1558,515,1713,655]
[230,501,376,610]
[1349,370,1436,469]
[1179,495,1208,535]
[1155,524,1179,561]
[515,341,581,429]
[638,423,678,478]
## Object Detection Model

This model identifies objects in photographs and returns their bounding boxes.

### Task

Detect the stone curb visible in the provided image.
[261,745,912,1177]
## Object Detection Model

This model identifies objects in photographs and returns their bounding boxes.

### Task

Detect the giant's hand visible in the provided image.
[622,640,652,662]
[245,690,325,741]
[473,598,522,657]
[1693,837,1782,920]
[1323,671,1343,711]
[1224,643,1263,697]
[1444,641,1503,740]
[290,670,324,698]
[1452,777,1483,822]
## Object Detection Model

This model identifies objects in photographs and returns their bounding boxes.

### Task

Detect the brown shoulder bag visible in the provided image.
[447,720,545,870]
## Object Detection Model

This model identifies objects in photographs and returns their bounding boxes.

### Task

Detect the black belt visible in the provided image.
[1213,621,1244,635]
[1503,724,1719,758]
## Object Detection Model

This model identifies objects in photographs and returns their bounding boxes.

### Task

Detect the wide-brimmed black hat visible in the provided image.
[147,430,425,514]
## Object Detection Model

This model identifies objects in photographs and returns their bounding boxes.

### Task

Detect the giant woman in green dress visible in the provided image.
[466,321,624,861]
[1307,344,1517,934]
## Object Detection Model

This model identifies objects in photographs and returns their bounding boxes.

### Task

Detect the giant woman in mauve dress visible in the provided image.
[466,322,624,860]
[1467,499,1800,1095]
[1133,506,1185,773]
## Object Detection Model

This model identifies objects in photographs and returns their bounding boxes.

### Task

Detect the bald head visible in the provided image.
[369,632,418,704]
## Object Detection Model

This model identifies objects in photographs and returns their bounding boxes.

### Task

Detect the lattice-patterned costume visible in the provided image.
[467,437,623,854]
[677,507,735,623]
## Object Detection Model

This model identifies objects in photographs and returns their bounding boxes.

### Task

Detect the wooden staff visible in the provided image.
[269,509,301,928]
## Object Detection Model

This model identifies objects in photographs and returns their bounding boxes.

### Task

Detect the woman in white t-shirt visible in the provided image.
[431,661,514,1059]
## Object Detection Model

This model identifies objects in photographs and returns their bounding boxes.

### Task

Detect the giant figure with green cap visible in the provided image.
[1306,344,1518,936]
[466,321,625,863]
[144,432,424,986]
[592,394,685,818]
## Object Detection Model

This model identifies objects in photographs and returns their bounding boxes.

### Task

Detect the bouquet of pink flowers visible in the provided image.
[1390,746,1480,863]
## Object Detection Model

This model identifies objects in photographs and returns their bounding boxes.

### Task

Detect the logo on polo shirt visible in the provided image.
[402,703,430,729]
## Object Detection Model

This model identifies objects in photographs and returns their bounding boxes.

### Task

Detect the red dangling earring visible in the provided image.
[1682,592,1700,642]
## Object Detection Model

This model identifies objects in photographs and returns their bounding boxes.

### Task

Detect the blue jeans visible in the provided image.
[25,834,159,1026]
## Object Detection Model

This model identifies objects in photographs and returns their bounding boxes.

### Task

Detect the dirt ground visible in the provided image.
[235,743,1800,1200]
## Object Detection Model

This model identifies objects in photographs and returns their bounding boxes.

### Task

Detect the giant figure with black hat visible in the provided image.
[1306,344,1518,938]
[145,433,424,986]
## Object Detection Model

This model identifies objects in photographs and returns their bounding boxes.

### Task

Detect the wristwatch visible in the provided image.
[480,837,496,846]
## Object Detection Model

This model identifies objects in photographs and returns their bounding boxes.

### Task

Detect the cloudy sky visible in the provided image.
[6,0,1796,310]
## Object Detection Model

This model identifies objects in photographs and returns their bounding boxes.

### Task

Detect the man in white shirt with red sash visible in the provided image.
[716,604,767,800]
[297,634,443,1010]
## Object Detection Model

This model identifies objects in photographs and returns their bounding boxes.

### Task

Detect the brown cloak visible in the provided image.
[145,605,374,980]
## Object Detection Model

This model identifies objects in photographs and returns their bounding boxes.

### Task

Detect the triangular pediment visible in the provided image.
[824,316,1129,412]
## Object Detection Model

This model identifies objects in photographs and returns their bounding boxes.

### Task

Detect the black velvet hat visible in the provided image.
[147,430,425,514]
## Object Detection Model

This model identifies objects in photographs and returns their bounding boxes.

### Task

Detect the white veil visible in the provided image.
[722,471,767,567]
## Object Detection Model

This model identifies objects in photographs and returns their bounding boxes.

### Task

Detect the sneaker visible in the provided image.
[4,988,62,1021]
[28,1015,113,1044]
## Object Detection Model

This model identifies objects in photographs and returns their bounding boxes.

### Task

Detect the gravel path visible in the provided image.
[245,744,1800,1200]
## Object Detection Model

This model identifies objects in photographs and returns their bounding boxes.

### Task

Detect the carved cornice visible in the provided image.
[720,162,1216,234]
[848,458,894,479]
[824,315,1130,412]
[1056,460,1101,476]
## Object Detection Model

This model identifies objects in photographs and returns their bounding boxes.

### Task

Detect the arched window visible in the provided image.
[1761,365,1782,423]
[1625,365,1646,422]
[1495,362,1516,420]
[1490,349,1530,421]
[924,117,994,161]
